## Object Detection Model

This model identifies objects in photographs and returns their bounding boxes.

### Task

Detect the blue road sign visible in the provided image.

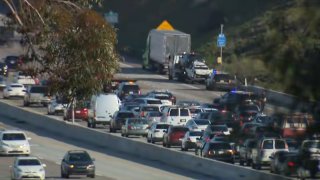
[217,33,226,47]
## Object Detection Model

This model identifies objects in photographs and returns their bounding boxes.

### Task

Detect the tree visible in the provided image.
[3,0,120,101]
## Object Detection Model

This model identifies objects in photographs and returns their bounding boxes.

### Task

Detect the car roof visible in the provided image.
[15,156,40,160]
[1,130,26,134]
[68,150,88,154]
[9,83,24,86]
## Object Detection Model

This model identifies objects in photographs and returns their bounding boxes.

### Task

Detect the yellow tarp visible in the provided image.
[156,20,174,31]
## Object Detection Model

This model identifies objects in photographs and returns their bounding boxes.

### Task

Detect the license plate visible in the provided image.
[218,151,224,154]
[76,110,81,113]
[180,119,186,122]
[220,80,225,83]
[129,91,133,94]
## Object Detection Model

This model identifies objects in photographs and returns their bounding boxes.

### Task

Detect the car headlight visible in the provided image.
[87,164,95,169]
[1,142,9,147]
[69,165,74,168]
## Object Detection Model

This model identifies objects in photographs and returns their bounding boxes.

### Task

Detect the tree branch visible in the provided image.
[23,0,46,25]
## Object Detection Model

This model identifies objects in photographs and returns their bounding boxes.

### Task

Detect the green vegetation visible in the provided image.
[4,0,119,100]
[199,0,320,101]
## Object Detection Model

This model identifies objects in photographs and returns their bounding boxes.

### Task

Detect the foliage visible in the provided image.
[3,0,120,100]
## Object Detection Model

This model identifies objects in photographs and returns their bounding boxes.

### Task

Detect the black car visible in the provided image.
[202,141,235,163]
[61,150,95,178]
[109,111,135,132]
[116,82,141,100]
[205,73,238,91]
[4,55,19,69]
[213,91,261,112]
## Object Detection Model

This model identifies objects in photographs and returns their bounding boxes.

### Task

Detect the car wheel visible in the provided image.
[109,127,113,133]
[255,163,261,170]
[147,136,151,143]
[151,138,155,144]
[239,159,244,166]
[87,122,91,128]
[185,147,188,151]
[251,161,256,169]
[92,122,96,128]
[23,101,29,107]
[246,159,251,166]
[88,174,95,178]
[166,143,171,148]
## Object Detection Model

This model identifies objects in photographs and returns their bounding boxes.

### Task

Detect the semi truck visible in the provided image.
[142,28,191,74]
[168,53,211,83]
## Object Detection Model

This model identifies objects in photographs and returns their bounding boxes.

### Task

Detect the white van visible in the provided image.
[0,130,31,156]
[88,93,121,128]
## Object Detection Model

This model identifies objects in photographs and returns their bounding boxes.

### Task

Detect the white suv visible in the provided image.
[161,106,192,125]
[147,122,170,143]
[0,130,31,156]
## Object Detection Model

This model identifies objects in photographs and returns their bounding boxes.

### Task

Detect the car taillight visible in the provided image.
[141,111,144,117]
[208,150,214,155]
[83,108,87,111]
[287,161,295,167]
[128,125,132,130]
[138,90,141,95]
[240,115,244,120]
[227,150,234,155]
[205,137,210,142]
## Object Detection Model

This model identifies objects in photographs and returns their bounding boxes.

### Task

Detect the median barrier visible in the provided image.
[0,101,289,180]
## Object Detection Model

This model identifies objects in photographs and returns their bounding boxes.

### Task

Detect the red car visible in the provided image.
[64,101,90,121]
[162,126,189,148]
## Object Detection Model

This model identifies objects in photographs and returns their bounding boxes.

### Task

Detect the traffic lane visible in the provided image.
[0,117,214,180]
[117,62,224,104]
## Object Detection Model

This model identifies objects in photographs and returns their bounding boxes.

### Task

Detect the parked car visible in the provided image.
[3,83,26,99]
[185,119,210,131]
[61,150,95,178]
[297,140,320,179]
[109,111,135,133]
[180,130,203,151]
[23,85,50,107]
[251,138,289,169]
[233,103,260,126]
[11,156,46,180]
[161,106,192,125]
[64,100,90,121]
[251,113,275,127]
[121,118,149,137]
[87,93,121,128]
[162,126,189,148]
[147,122,170,143]
[239,138,257,166]
[202,141,235,163]
[0,129,31,156]
[277,152,300,177]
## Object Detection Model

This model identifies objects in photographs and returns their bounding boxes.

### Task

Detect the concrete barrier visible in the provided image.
[0,101,289,180]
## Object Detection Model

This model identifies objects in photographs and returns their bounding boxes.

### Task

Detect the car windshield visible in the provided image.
[123,85,139,91]
[215,74,233,81]
[2,133,26,140]
[172,127,189,133]
[155,95,170,100]
[142,106,159,111]
[10,84,23,88]
[189,108,202,114]
[304,141,320,149]
[212,126,228,132]
[30,86,48,93]
[169,109,179,116]
[18,159,41,166]
[148,112,162,117]
[275,140,286,149]
[194,119,210,125]
[156,124,170,129]
[256,116,273,123]
[190,131,203,136]
[129,119,148,125]
[147,100,162,104]
[262,140,274,149]
[210,143,231,150]
[180,109,189,116]
[69,153,91,162]
[117,112,134,118]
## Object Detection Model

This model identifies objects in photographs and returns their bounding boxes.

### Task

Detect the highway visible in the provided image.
[0,58,291,179]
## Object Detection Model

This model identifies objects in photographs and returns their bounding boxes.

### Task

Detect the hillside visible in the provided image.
[198,0,320,101]
[96,0,286,55]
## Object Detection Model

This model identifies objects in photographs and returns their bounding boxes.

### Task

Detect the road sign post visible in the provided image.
[216,24,226,67]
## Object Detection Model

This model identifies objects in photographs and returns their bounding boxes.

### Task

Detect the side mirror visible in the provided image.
[269,156,274,159]
[42,164,47,168]
[196,138,200,141]
[179,138,183,141]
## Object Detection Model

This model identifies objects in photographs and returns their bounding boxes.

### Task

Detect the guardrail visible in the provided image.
[0,100,289,180]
